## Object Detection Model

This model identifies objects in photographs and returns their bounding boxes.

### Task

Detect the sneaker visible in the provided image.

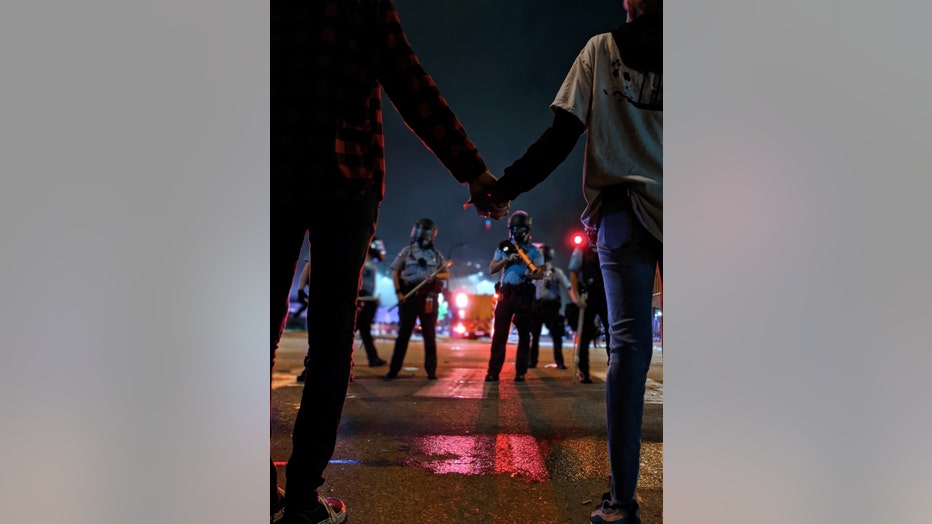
[271,487,286,523]
[590,499,639,524]
[283,495,346,524]
[589,501,623,523]
[484,374,499,382]
[369,358,388,367]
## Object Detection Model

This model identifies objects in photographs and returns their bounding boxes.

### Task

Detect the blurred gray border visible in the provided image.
[666,3,932,523]
[0,2,268,523]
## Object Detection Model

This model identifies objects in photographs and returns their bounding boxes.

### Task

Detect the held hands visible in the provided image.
[464,170,509,219]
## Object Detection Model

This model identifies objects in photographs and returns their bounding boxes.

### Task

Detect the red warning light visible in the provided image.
[571,233,585,247]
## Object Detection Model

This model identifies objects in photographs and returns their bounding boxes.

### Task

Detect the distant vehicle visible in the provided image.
[448,291,495,339]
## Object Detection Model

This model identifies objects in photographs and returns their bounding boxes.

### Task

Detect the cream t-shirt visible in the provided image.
[551,32,662,242]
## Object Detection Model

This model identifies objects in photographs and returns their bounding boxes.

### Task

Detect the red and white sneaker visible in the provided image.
[282,494,346,524]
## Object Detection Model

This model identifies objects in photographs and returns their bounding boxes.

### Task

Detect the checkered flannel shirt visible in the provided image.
[272,0,488,198]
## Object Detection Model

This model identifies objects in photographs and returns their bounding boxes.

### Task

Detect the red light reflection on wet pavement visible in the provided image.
[405,434,552,482]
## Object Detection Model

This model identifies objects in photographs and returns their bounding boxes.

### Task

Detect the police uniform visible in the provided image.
[568,244,610,383]
[357,238,388,367]
[485,211,544,382]
[385,219,446,379]
[529,245,572,369]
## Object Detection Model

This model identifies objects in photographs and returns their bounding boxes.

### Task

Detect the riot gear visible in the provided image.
[388,218,449,380]
[410,218,438,248]
[368,237,387,262]
[508,210,532,244]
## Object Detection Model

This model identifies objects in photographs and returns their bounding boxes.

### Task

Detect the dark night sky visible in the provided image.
[374,0,626,273]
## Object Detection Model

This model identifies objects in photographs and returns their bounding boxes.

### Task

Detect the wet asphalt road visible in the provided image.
[272,331,663,523]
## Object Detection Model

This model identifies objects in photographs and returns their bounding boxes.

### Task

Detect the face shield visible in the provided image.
[411,219,437,248]
[510,224,530,244]
[369,238,387,261]
[507,211,532,244]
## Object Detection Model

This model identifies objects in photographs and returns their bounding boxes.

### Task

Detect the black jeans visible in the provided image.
[576,286,609,380]
[388,290,439,377]
[271,187,379,509]
[356,299,382,364]
[530,299,565,367]
[486,286,534,378]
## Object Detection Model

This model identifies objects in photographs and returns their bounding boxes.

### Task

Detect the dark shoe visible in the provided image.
[484,374,499,382]
[271,487,285,523]
[383,372,398,380]
[283,494,346,524]
[514,375,525,382]
[528,363,537,369]
[426,374,438,380]
[369,358,388,367]
[580,377,594,384]
[589,499,639,524]
[557,364,568,370]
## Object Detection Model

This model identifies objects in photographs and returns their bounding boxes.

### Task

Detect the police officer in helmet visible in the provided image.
[356,237,389,367]
[530,244,575,370]
[485,210,545,382]
[385,218,449,380]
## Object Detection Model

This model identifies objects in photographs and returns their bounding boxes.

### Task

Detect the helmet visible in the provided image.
[368,237,386,261]
[410,218,438,248]
[541,244,555,262]
[508,210,532,244]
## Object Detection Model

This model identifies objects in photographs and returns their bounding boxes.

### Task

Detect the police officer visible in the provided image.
[385,219,449,380]
[568,242,610,384]
[529,244,575,370]
[485,210,545,382]
[357,237,389,367]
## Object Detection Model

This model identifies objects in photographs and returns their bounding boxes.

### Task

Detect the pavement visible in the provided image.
[272,330,663,523]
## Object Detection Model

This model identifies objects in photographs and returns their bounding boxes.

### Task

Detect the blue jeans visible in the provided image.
[597,199,662,511]
[271,187,379,510]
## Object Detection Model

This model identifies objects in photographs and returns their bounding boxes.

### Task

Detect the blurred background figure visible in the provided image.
[356,237,389,368]
[529,244,575,370]
[569,242,610,384]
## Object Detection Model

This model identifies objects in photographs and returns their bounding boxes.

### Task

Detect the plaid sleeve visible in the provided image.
[373,0,488,183]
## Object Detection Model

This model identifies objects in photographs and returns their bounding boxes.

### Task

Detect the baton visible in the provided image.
[571,292,588,384]
[388,260,453,311]
[499,240,539,273]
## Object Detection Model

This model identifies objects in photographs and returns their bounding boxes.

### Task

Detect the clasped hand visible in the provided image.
[465,170,509,219]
